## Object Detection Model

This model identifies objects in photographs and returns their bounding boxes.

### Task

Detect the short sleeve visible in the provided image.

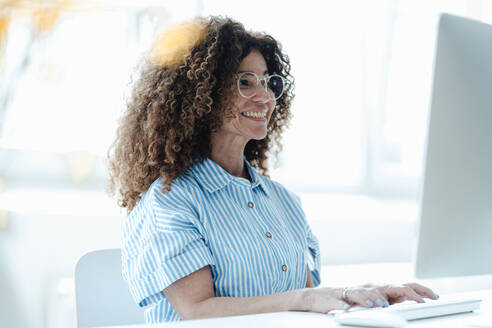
[306,223,321,287]
[290,191,322,288]
[122,184,215,307]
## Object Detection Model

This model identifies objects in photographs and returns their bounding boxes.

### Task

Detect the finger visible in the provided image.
[364,291,389,308]
[373,290,390,308]
[399,286,426,303]
[346,289,377,308]
[388,295,406,305]
[384,285,424,304]
[403,282,439,300]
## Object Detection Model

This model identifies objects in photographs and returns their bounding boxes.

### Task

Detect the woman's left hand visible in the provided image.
[343,282,439,308]
[387,282,439,304]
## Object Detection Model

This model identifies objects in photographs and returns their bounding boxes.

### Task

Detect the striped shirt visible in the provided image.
[122,157,321,323]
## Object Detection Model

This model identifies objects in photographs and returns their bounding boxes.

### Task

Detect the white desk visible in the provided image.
[101,263,492,328]
[101,289,492,327]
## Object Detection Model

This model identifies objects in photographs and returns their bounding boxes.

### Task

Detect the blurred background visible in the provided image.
[1,0,492,327]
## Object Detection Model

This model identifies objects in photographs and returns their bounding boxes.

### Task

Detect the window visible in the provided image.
[1,0,491,215]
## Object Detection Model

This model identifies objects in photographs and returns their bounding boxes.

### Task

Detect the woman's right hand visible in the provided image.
[302,287,351,313]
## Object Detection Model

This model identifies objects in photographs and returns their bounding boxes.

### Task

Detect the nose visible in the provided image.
[253,82,273,103]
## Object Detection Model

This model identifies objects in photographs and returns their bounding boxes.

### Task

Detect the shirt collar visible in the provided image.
[191,157,270,197]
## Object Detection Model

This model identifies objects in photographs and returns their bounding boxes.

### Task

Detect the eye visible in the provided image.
[238,73,257,89]
[239,78,251,88]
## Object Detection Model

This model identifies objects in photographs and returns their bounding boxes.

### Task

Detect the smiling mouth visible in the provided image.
[241,111,267,119]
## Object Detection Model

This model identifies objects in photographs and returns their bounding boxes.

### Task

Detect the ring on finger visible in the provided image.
[342,287,350,303]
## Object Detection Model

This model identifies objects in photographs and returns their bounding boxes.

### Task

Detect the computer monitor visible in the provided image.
[414,13,492,279]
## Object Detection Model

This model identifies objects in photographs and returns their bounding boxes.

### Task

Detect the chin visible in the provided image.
[248,130,268,141]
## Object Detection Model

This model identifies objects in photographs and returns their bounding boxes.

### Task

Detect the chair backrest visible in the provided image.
[74,248,144,328]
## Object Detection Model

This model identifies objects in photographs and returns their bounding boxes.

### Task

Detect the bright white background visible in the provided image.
[1,1,492,327]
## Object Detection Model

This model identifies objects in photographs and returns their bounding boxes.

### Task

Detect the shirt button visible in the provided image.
[247,201,254,208]
[281,264,288,272]
[265,231,272,238]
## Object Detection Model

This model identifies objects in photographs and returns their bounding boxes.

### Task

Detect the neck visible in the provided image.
[210,132,249,179]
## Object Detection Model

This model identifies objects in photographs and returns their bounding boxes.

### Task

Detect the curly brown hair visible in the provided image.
[108,16,294,213]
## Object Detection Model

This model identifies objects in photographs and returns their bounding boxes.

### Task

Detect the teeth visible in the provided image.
[242,112,266,119]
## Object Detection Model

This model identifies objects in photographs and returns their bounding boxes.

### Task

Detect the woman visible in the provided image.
[108,16,438,323]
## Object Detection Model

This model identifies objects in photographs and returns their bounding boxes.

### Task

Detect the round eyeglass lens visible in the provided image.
[237,72,285,100]
[237,72,258,98]
[268,75,284,99]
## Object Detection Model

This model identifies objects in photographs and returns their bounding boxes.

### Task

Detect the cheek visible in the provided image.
[235,97,249,110]
[221,114,241,133]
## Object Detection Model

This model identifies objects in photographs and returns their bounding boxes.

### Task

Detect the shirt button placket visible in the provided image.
[281,264,288,272]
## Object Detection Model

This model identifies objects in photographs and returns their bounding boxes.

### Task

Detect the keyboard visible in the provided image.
[332,296,482,321]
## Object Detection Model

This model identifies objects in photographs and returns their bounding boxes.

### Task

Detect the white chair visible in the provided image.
[74,248,145,328]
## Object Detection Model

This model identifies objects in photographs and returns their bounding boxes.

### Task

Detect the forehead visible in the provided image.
[238,50,268,75]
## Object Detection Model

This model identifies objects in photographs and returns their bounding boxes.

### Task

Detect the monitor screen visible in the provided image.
[414,13,492,278]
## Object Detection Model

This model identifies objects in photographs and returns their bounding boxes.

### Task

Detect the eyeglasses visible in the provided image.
[236,72,286,100]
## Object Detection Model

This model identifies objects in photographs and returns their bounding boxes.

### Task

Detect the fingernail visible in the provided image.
[384,301,390,307]
[434,293,440,299]
[376,299,384,307]
[344,303,350,310]
[421,298,426,303]
[366,300,374,307]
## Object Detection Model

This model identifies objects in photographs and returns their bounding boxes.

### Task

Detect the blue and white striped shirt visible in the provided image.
[122,157,321,323]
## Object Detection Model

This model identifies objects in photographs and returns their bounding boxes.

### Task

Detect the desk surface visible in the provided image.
[100,289,492,328]
[100,263,492,328]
